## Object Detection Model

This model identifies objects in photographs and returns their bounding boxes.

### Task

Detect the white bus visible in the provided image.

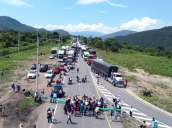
[57,50,64,62]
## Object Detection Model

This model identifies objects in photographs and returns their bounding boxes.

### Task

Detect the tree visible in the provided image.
[133,45,143,52]
[145,48,154,53]
[103,38,113,52]
[110,46,119,52]
[157,45,165,56]
[95,40,103,49]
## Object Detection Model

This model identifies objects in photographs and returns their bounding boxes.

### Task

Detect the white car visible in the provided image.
[27,70,36,79]
[66,46,69,51]
[49,54,54,59]
[45,70,54,78]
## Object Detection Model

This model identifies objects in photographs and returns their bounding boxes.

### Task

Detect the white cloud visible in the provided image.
[76,0,108,5]
[2,0,34,7]
[106,1,125,7]
[33,17,168,34]
[76,0,125,7]
[96,10,105,13]
[120,17,164,31]
[63,7,72,9]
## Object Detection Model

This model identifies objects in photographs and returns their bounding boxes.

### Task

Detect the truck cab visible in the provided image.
[107,73,124,86]
[83,51,89,61]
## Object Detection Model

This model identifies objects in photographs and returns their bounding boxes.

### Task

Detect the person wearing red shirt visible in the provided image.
[74,105,77,116]
[56,79,59,84]
[126,79,128,87]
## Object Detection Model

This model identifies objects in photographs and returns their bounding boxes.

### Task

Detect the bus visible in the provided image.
[51,47,58,56]
[83,51,89,61]
[57,50,64,62]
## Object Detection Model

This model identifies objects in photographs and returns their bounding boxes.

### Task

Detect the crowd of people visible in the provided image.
[63,94,107,119]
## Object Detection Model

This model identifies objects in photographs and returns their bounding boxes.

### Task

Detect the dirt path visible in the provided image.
[0,54,62,128]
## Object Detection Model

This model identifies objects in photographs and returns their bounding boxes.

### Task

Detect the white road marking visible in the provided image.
[89,70,171,128]
[50,99,59,128]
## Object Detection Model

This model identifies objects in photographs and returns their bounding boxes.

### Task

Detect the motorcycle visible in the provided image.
[82,78,85,83]
[23,89,33,97]
[76,77,80,83]
[47,81,51,87]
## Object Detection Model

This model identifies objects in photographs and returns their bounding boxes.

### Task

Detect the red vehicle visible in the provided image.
[31,63,36,69]
[87,54,95,65]
[51,47,58,56]
[59,64,64,70]
[88,49,97,59]
[53,67,60,74]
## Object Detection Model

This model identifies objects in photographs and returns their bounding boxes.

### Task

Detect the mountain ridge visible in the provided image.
[100,30,137,40]
[0,16,69,35]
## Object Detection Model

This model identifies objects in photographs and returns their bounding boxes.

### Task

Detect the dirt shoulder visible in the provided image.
[121,67,172,113]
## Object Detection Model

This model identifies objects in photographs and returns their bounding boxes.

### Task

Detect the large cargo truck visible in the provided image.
[91,59,124,86]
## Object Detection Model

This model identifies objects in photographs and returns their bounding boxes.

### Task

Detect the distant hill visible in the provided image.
[113,26,172,50]
[70,31,105,37]
[100,30,137,40]
[0,16,69,34]
[52,29,69,35]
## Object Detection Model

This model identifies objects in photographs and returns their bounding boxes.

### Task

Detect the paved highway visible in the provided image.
[36,45,172,128]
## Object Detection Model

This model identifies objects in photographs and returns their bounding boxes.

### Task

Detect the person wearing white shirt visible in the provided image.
[53,92,57,103]
[104,100,108,108]
[118,100,122,109]
[112,93,116,103]
[130,106,133,118]
[85,101,89,106]
[98,101,101,107]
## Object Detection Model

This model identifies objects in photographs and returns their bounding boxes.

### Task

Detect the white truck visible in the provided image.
[107,73,125,87]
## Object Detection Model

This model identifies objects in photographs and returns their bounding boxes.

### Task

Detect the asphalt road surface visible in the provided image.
[37,49,172,128]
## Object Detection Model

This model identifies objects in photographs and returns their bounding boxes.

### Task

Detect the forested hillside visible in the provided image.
[0,16,69,34]
[0,29,71,56]
[113,26,172,50]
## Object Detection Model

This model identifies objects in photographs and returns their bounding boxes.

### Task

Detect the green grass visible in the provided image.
[140,89,172,113]
[17,95,39,112]
[126,75,138,84]
[90,47,172,77]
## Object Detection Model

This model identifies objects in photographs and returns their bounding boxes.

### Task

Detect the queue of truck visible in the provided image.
[73,39,125,87]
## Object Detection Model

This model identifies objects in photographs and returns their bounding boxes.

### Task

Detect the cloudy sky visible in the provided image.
[0,0,172,34]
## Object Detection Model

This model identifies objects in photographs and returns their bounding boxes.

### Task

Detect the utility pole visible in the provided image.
[18,31,20,52]
[46,32,47,42]
[36,32,39,93]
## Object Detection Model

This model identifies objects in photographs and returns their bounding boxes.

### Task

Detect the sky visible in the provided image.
[0,0,172,34]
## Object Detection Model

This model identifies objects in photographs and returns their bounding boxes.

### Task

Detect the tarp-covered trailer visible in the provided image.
[91,59,118,79]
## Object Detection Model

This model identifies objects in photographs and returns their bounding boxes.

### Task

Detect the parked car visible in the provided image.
[53,67,60,74]
[49,54,54,59]
[67,62,74,69]
[59,64,64,70]
[51,84,64,98]
[40,64,48,72]
[27,70,36,79]
[31,63,36,69]
[45,70,54,78]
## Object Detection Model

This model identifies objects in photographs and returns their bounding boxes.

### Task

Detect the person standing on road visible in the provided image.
[68,66,70,72]
[1,70,4,77]
[130,106,133,118]
[74,61,75,66]
[88,104,92,117]
[110,110,114,122]
[115,100,118,109]
[112,93,116,103]
[77,67,79,73]
[50,93,53,103]
[47,108,52,123]
[150,118,155,128]
[95,105,99,119]
[67,112,73,124]
[80,103,84,115]
[70,101,74,115]
[17,83,20,93]
[74,104,77,116]
[114,110,118,122]
[140,121,146,128]
[118,100,122,110]
[53,92,57,103]
[104,100,107,108]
